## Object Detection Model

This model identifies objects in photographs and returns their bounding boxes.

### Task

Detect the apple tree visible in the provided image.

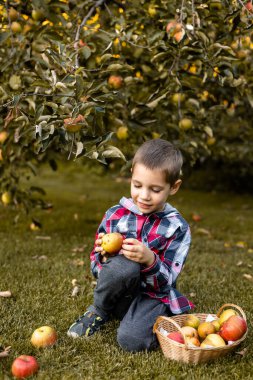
[0,0,253,210]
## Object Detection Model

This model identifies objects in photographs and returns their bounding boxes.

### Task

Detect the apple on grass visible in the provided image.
[11,355,39,378]
[31,326,57,348]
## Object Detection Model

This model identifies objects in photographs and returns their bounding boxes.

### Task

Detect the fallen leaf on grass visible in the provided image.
[71,259,85,266]
[236,241,247,249]
[35,236,51,240]
[236,347,247,356]
[72,245,87,253]
[189,292,196,297]
[248,248,253,254]
[0,346,11,358]
[71,286,80,297]
[32,255,48,260]
[0,290,12,298]
[236,261,243,266]
[243,274,253,282]
[194,228,211,237]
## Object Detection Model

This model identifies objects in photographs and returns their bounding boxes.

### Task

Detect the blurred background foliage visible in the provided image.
[0,0,253,210]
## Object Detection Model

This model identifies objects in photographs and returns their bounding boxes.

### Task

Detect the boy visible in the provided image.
[68,139,194,352]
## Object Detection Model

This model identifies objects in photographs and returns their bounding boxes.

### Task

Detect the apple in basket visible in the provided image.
[200,334,226,348]
[183,314,200,329]
[185,336,201,347]
[167,331,184,344]
[218,308,237,326]
[219,315,247,342]
[197,322,216,339]
[181,326,199,338]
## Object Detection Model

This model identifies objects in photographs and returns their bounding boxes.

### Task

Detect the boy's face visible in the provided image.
[131,163,181,214]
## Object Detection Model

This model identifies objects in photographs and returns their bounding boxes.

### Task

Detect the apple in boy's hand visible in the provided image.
[31,326,57,348]
[101,233,123,254]
[11,355,39,378]
[167,331,184,344]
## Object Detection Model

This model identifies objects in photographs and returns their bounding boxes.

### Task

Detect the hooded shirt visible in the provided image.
[90,197,194,314]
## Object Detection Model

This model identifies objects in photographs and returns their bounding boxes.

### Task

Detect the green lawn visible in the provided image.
[0,163,252,380]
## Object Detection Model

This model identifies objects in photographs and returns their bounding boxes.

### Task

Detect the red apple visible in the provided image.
[108,75,123,90]
[245,1,253,12]
[192,213,202,222]
[11,355,39,378]
[167,331,184,344]
[31,325,57,348]
[219,315,247,342]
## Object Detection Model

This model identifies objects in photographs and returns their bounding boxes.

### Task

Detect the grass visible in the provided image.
[0,163,253,380]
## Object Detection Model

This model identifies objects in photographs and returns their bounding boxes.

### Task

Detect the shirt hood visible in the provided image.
[119,196,179,217]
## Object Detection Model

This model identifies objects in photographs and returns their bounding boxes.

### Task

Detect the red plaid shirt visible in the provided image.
[90,197,194,314]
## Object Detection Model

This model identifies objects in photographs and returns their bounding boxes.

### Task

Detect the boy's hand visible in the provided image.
[121,238,155,267]
[94,233,108,262]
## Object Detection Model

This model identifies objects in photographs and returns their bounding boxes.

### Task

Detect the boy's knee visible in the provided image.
[102,255,140,283]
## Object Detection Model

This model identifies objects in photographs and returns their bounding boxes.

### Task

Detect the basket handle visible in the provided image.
[153,316,191,349]
[216,303,247,322]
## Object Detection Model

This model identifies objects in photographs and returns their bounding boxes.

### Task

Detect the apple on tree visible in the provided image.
[11,355,39,379]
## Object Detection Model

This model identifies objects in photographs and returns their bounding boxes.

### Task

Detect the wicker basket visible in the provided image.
[153,303,247,364]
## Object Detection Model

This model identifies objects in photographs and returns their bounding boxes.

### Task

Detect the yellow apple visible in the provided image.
[211,320,220,332]
[200,333,226,348]
[181,326,198,339]
[0,131,8,144]
[101,233,123,254]
[31,326,57,348]
[116,126,128,140]
[11,21,22,33]
[219,309,237,326]
[183,315,200,329]
[1,191,12,205]
[198,322,216,339]
[179,118,193,131]
[185,336,200,347]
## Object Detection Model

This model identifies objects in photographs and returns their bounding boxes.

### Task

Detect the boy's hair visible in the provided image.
[132,139,183,185]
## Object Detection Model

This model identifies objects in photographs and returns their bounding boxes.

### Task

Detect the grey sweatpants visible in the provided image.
[91,255,171,352]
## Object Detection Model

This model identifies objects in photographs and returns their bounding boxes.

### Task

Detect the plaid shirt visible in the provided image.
[90,197,194,314]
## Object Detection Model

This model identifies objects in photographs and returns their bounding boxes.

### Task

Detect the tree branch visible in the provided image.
[74,0,107,68]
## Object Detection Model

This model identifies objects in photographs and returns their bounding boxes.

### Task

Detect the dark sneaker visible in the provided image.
[67,310,107,338]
